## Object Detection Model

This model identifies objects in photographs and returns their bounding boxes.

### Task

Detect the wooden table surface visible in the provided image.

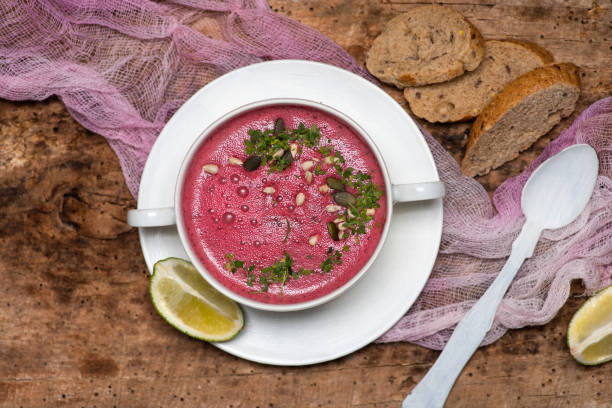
[1,1,611,407]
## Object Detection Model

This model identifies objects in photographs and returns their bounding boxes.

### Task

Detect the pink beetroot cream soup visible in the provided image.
[181,104,388,304]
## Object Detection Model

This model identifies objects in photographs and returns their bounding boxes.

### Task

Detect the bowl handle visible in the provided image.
[127,207,176,227]
[391,181,445,203]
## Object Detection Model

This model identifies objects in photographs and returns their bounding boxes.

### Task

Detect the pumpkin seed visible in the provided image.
[274,118,285,136]
[332,191,356,207]
[280,149,293,165]
[327,221,339,241]
[325,177,345,191]
[243,155,261,172]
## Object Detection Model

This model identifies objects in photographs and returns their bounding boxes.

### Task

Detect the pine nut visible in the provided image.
[272,149,284,158]
[319,184,330,194]
[229,157,243,166]
[263,186,276,195]
[308,235,318,246]
[334,218,348,230]
[290,143,299,158]
[301,160,314,171]
[326,204,341,213]
[202,164,218,174]
[366,208,376,216]
[295,192,305,206]
[305,171,313,184]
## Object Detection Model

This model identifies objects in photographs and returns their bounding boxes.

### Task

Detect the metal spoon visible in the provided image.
[403,144,599,408]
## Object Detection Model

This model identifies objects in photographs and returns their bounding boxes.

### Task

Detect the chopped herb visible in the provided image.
[224,253,245,274]
[320,249,343,273]
[230,119,385,294]
[246,272,256,287]
[283,219,290,243]
[259,251,293,293]
[226,247,348,294]
[244,121,321,173]
[292,267,314,279]
[314,163,326,175]
[320,146,383,239]
[319,145,332,156]
[259,275,270,292]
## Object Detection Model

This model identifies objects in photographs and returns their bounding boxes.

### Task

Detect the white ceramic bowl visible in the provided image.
[128,98,444,312]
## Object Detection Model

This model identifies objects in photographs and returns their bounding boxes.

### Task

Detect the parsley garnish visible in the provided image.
[320,248,343,273]
[314,163,326,175]
[282,219,290,243]
[244,122,321,173]
[322,147,384,240]
[226,250,335,293]
[227,119,385,294]
[223,253,244,274]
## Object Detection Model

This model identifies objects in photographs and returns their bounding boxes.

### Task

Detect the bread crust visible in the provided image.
[404,39,554,123]
[498,39,554,65]
[366,5,485,88]
[462,63,580,176]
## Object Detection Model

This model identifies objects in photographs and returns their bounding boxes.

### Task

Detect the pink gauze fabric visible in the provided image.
[0,0,610,350]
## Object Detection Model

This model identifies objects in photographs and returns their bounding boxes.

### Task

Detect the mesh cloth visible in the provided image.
[1,0,610,349]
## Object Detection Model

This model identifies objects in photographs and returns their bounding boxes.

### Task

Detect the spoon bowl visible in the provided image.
[522,144,599,230]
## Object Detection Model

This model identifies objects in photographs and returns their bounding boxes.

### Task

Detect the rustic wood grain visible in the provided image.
[1,1,611,407]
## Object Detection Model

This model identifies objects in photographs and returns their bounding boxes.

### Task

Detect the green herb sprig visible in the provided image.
[320,247,343,273]
[225,252,318,293]
[318,147,384,240]
[244,122,321,173]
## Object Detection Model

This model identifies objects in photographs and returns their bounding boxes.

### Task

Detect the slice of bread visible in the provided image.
[366,5,484,88]
[462,63,580,177]
[404,40,554,123]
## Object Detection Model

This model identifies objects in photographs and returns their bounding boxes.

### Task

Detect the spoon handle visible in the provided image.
[403,221,542,408]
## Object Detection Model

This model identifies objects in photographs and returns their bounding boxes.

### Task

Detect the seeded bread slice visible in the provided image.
[461,63,580,177]
[404,40,554,123]
[366,5,484,88]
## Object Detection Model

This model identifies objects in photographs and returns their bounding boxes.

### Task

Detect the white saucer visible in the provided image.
[137,60,443,366]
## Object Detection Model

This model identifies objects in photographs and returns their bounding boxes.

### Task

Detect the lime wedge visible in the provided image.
[150,258,244,342]
[567,285,612,365]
